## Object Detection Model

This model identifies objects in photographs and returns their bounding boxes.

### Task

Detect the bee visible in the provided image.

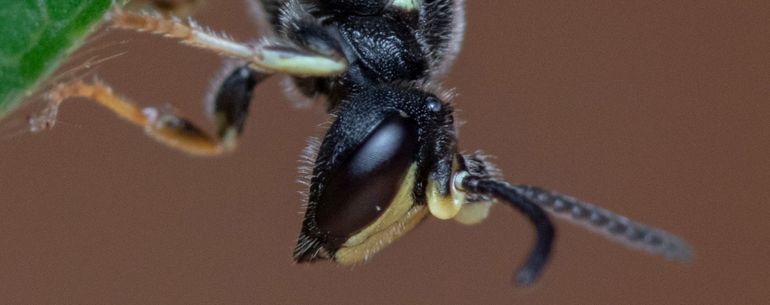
[31,0,691,285]
[125,0,204,16]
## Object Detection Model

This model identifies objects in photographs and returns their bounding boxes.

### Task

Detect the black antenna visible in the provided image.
[460,175,555,286]
[460,173,693,286]
[513,185,692,262]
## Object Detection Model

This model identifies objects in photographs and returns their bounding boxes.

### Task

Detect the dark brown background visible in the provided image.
[1,1,768,304]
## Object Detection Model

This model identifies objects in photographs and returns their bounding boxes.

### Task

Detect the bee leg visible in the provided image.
[109,7,347,77]
[125,0,204,17]
[271,1,353,106]
[276,2,346,65]
[30,65,266,156]
[416,0,466,77]
[208,64,267,151]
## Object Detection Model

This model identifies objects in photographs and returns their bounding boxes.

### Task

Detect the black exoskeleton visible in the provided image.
[257,0,689,285]
[37,0,692,286]
[259,0,464,263]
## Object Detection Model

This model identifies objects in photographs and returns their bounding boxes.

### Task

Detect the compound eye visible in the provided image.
[315,114,419,243]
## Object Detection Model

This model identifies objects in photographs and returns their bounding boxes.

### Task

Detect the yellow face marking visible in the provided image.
[427,160,466,219]
[391,0,420,11]
[454,201,493,225]
[426,160,494,225]
[334,165,428,264]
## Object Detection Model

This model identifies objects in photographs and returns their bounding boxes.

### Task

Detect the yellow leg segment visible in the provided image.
[31,81,232,156]
[109,9,347,76]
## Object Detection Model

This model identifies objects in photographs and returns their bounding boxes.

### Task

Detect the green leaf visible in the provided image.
[0,0,112,118]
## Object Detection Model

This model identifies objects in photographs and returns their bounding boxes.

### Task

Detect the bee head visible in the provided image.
[294,87,456,263]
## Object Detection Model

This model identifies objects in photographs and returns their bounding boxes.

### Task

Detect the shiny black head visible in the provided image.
[258,0,691,286]
[27,0,691,289]
[294,87,456,263]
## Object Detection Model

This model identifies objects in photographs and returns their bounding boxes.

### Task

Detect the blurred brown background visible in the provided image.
[1,1,768,304]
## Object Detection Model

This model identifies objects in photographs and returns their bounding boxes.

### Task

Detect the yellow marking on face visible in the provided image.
[334,165,428,264]
[427,160,466,219]
[391,0,420,11]
[454,201,493,225]
[425,160,494,225]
